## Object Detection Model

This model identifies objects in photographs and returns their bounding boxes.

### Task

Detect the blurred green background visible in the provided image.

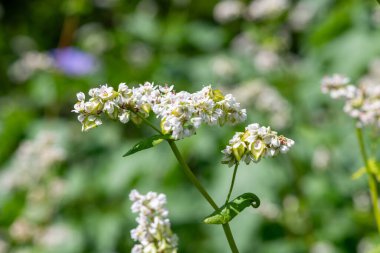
[1,0,380,252]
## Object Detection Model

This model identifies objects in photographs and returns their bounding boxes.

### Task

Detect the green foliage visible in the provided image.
[123,134,172,157]
[204,193,260,224]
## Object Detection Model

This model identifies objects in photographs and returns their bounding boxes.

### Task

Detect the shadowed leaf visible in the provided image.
[203,192,260,225]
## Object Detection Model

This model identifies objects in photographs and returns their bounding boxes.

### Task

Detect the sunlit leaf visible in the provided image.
[203,193,260,225]
[123,134,172,157]
[351,159,380,182]
[351,167,366,180]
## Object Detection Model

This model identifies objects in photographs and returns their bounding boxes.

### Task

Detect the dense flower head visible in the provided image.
[129,190,178,253]
[321,74,354,99]
[73,83,247,139]
[0,130,65,193]
[221,123,295,167]
[321,74,380,128]
[247,0,289,20]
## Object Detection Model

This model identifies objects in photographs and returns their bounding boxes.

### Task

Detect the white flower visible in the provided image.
[159,85,174,94]
[246,0,288,20]
[76,92,85,101]
[321,74,352,99]
[98,85,114,100]
[213,0,243,23]
[254,50,280,72]
[118,111,130,124]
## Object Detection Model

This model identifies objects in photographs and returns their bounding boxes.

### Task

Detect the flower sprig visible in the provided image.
[73,83,247,139]
[221,123,295,167]
[321,73,380,234]
[321,74,380,128]
[129,190,178,253]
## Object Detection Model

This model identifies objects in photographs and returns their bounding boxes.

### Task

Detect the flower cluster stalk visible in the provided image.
[167,140,240,253]
[136,111,240,253]
[225,163,239,205]
[356,127,380,233]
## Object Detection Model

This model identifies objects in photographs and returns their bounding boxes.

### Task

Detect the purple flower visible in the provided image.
[51,47,99,76]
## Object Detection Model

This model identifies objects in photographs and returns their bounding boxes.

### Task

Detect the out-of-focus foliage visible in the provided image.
[1,0,380,252]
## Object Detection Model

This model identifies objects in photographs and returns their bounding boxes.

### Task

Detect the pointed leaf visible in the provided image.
[203,193,260,225]
[123,134,172,157]
[351,166,366,180]
[352,159,380,181]
[369,159,380,182]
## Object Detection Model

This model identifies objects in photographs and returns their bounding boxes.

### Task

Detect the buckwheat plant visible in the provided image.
[73,82,294,252]
[322,74,380,233]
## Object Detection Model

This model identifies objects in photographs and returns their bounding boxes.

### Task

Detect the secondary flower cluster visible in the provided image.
[0,130,65,193]
[321,74,380,128]
[221,123,295,167]
[73,83,247,139]
[129,190,178,253]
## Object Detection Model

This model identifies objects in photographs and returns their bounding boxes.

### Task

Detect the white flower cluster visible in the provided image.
[213,0,244,23]
[212,0,289,23]
[221,123,295,167]
[0,130,65,193]
[321,74,380,128]
[247,0,289,20]
[73,83,247,139]
[321,74,354,99]
[228,80,291,129]
[129,190,178,253]
[8,51,55,82]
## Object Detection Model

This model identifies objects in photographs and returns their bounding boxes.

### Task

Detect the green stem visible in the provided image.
[225,163,239,205]
[134,113,240,252]
[222,224,238,252]
[167,140,219,209]
[133,112,162,134]
[356,127,380,233]
[167,140,239,253]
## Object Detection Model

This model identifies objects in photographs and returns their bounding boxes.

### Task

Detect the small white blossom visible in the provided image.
[321,74,352,99]
[253,50,280,72]
[246,0,288,20]
[76,92,85,101]
[36,224,74,249]
[213,0,243,24]
[129,190,178,253]
[288,1,317,31]
[228,80,292,129]
[221,123,294,166]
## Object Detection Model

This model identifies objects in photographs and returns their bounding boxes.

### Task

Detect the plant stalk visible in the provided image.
[225,163,239,205]
[167,140,240,253]
[356,127,380,233]
[135,113,240,252]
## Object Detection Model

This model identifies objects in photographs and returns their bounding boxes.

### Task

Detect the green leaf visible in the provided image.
[203,193,260,225]
[351,159,380,182]
[123,134,172,157]
[351,166,366,180]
